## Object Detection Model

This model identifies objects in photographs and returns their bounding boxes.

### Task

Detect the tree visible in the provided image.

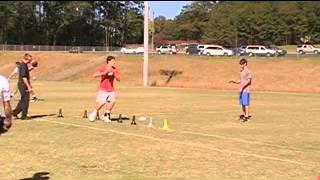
[174,1,217,40]
[1,1,320,46]
[0,1,16,44]
[10,1,38,45]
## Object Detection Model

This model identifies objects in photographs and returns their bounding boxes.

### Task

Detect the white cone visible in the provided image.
[139,116,147,121]
[148,117,153,128]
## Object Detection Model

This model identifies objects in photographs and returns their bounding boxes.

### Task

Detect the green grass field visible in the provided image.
[1,80,320,180]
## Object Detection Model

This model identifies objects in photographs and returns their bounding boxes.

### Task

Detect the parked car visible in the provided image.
[186,44,200,55]
[121,47,134,54]
[197,44,211,55]
[296,44,320,54]
[156,45,177,55]
[69,47,82,53]
[202,45,233,56]
[244,45,277,57]
[269,46,287,56]
[233,46,247,56]
[135,47,144,54]
[120,47,144,54]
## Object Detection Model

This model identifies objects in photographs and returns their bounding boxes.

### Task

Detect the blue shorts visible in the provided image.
[239,92,250,106]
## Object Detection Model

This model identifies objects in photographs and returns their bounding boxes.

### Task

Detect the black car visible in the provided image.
[186,44,200,55]
[232,46,247,56]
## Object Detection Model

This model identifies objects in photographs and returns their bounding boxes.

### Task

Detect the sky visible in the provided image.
[149,1,192,20]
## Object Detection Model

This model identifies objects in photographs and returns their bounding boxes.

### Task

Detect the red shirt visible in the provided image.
[95,65,120,92]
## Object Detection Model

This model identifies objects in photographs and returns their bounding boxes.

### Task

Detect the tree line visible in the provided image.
[154,1,320,47]
[0,1,144,46]
[1,1,320,47]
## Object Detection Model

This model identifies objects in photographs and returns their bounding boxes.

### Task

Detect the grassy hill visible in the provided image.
[1,51,320,93]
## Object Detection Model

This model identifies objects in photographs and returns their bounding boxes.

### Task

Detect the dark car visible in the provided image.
[268,46,287,56]
[69,47,82,53]
[233,46,247,56]
[186,44,200,55]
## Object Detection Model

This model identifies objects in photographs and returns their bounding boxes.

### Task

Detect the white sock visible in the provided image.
[92,109,97,115]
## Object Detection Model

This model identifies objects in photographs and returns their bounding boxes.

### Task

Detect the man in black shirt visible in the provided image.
[12,54,33,120]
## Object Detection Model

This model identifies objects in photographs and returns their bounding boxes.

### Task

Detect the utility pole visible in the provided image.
[143,1,149,87]
[236,32,238,49]
[105,27,108,52]
[152,11,155,54]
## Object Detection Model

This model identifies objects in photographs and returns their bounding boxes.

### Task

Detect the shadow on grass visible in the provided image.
[29,114,57,119]
[15,114,56,120]
[110,116,130,121]
[160,69,183,85]
[19,172,50,180]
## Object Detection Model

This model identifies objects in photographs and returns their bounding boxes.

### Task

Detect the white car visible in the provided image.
[296,44,320,54]
[202,45,233,56]
[245,45,277,57]
[135,47,144,54]
[156,45,176,55]
[120,47,134,54]
[120,47,144,54]
[197,44,211,55]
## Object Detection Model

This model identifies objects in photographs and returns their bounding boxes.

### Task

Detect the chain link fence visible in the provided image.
[2,44,318,58]
[0,44,122,52]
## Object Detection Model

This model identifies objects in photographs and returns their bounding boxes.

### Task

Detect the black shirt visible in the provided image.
[18,62,30,86]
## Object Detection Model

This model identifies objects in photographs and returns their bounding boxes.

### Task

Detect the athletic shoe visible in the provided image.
[0,126,8,134]
[21,116,31,120]
[102,113,111,123]
[241,116,249,122]
[88,111,97,122]
[12,114,19,120]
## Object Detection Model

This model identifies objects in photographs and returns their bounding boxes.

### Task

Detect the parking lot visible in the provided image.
[119,44,320,58]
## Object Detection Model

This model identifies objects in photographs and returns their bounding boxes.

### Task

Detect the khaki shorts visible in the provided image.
[96,90,116,104]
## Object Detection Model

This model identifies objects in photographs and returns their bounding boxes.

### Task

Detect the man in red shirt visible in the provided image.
[88,56,120,123]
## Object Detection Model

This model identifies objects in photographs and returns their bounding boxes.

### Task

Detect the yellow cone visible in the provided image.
[162,119,169,130]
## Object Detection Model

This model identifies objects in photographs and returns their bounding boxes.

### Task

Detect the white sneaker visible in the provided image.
[102,113,111,123]
[88,111,97,122]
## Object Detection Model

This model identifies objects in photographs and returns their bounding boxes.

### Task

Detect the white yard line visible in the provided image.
[46,113,316,153]
[39,118,312,167]
[115,110,239,116]
[179,130,305,152]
